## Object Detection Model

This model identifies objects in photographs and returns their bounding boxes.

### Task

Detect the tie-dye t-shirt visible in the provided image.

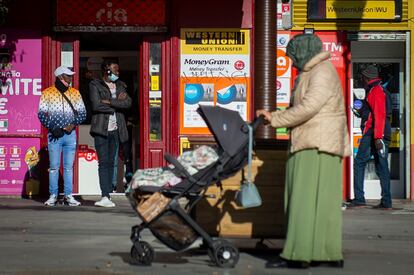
[38,86,87,130]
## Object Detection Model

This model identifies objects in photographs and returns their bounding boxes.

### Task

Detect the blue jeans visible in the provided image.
[94,130,119,198]
[353,134,392,208]
[47,131,77,196]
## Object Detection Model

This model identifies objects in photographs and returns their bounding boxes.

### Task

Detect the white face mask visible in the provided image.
[108,73,119,82]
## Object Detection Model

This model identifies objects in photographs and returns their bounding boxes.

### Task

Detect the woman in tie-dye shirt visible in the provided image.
[38,66,86,207]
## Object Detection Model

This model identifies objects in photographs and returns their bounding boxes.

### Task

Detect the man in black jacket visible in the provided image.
[89,60,131,207]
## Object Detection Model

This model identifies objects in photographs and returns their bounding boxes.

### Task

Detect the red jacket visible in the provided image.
[363,79,386,139]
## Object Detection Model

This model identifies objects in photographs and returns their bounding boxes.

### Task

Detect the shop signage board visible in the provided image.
[54,0,167,32]
[180,29,251,135]
[0,138,40,195]
[0,29,42,135]
[347,32,406,41]
[308,0,402,21]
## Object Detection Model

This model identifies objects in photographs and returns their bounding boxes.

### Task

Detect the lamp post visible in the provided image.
[254,0,277,139]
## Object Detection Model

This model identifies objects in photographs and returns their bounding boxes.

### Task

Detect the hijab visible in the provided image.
[286,34,323,71]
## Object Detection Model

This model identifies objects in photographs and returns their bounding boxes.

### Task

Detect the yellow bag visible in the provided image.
[136,192,171,223]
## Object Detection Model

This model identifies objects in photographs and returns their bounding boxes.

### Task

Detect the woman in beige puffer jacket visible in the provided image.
[257,34,350,269]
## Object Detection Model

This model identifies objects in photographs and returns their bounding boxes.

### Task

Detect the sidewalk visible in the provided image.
[0,196,413,275]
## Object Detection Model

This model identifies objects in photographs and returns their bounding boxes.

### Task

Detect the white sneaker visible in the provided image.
[44,194,57,206]
[64,195,81,206]
[94,197,115,207]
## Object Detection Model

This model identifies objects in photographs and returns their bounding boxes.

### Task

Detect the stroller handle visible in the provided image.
[251,115,265,131]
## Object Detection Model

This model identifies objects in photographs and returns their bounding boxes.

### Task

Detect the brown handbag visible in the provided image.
[136,192,171,223]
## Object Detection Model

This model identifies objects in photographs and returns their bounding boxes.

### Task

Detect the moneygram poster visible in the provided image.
[180,29,251,135]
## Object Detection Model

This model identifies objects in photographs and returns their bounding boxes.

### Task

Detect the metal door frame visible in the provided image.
[349,58,406,199]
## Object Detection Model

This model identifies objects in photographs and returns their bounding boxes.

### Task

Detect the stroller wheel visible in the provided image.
[130,241,154,266]
[211,240,239,268]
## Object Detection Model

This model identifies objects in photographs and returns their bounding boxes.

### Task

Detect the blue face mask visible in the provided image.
[108,73,119,82]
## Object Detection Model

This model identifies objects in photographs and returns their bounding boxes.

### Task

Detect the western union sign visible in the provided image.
[308,0,402,21]
[326,1,395,19]
[181,29,249,55]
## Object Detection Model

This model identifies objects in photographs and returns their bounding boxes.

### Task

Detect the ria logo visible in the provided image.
[96,1,127,23]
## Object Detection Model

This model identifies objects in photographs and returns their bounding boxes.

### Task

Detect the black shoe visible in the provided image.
[311,260,344,268]
[373,203,392,210]
[346,200,367,208]
[125,172,133,183]
[266,259,309,269]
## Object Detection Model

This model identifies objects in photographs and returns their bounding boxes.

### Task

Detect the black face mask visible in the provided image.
[55,77,68,94]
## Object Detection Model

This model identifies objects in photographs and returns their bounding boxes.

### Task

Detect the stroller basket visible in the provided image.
[149,210,198,251]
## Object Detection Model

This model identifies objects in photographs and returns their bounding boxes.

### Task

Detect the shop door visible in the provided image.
[41,35,80,194]
[350,60,405,199]
[140,36,171,168]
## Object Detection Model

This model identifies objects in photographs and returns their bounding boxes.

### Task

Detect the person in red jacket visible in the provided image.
[349,65,392,210]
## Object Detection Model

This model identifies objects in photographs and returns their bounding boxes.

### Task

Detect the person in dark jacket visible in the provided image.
[89,60,131,207]
[349,65,392,210]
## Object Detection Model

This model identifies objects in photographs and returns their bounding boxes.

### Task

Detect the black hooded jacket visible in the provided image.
[89,78,132,143]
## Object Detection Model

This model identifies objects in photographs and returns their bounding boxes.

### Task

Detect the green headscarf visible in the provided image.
[286,34,323,71]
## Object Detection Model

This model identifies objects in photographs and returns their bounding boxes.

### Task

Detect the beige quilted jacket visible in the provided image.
[271,52,351,157]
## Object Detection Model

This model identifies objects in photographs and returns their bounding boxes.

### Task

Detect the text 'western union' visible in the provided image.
[327,6,389,13]
[185,31,245,45]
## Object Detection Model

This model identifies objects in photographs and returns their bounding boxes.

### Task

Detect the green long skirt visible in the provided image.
[280,149,343,262]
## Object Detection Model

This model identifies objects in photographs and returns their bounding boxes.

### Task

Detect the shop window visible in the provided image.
[149,42,162,141]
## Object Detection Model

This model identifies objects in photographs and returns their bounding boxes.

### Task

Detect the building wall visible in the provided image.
[4,0,51,30]
[173,0,252,29]
[290,0,414,199]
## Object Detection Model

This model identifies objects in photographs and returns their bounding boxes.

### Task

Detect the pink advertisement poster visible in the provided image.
[0,137,41,195]
[0,29,42,135]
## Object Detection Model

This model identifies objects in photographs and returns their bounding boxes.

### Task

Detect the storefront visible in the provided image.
[0,0,256,197]
[1,0,413,204]
[287,0,414,200]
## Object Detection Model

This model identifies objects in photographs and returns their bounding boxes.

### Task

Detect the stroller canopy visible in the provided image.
[197,105,248,157]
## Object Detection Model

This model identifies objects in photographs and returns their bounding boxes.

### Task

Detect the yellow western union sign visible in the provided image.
[181,29,249,55]
[326,1,395,19]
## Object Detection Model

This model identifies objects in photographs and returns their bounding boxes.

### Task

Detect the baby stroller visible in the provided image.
[126,105,263,268]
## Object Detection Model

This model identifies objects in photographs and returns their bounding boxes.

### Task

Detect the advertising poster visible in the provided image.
[276,77,291,105]
[318,32,346,69]
[180,29,250,135]
[0,138,40,195]
[277,0,293,30]
[78,144,101,195]
[0,29,42,135]
[276,31,292,140]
